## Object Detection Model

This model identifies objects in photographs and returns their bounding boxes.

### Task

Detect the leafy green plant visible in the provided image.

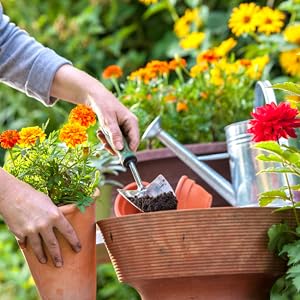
[249,81,300,299]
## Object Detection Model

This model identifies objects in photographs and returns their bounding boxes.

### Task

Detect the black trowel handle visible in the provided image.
[101,129,137,168]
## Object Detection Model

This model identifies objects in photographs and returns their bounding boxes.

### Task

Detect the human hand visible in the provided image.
[0,169,81,267]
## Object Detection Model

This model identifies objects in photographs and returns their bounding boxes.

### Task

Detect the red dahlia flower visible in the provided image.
[248,102,300,142]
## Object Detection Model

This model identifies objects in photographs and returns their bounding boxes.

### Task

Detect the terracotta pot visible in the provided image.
[98,207,294,300]
[114,181,149,217]
[175,175,212,209]
[108,142,231,212]
[21,203,96,300]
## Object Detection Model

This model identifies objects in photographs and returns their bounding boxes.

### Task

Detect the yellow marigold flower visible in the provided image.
[18,127,46,148]
[174,8,202,38]
[59,123,87,148]
[284,24,300,44]
[139,0,158,5]
[68,105,96,128]
[176,102,188,112]
[210,67,224,86]
[215,38,237,57]
[280,49,300,76]
[197,49,220,64]
[180,32,205,49]
[0,130,20,149]
[190,62,208,77]
[164,94,177,103]
[246,55,269,79]
[169,58,187,70]
[228,3,260,36]
[256,7,285,35]
[102,65,123,79]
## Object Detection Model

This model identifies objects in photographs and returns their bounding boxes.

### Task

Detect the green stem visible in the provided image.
[8,149,16,168]
[284,169,300,226]
[111,78,121,97]
[165,0,179,22]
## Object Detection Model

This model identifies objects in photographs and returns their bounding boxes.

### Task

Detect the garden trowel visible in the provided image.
[100,129,177,212]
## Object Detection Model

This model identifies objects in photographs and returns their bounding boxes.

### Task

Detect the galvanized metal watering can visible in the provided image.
[142,81,290,207]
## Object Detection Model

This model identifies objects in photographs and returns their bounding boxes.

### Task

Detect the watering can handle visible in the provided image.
[254,80,277,108]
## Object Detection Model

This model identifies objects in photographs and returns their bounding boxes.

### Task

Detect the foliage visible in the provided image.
[250,81,300,299]
[97,264,141,300]
[0,105,102,211]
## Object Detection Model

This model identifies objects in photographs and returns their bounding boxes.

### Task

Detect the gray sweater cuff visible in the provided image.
[25,49,70,106]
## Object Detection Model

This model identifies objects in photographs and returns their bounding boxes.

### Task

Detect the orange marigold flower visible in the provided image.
[18,127,46,147]
[0,130,20,149]
[176,102,188,112]
[102,65,123,79]
[197,49,221,64]
[146,60,170,76]
[68,105,96,128]
[169,58,187,70]
[59,123,87,148]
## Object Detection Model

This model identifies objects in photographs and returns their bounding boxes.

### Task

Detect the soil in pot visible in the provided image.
[128,191,178,212]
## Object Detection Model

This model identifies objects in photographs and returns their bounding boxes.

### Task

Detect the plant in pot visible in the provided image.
[247,81,300,299]
[0,104,103,300]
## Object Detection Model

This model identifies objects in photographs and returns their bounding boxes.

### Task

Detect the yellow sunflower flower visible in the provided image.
[256,7,285,35]
[284,24,300,44]
[59,123,87,148]
[174,8,202,38]
[280,49,300,76]
[18,126,46,148]
[228,3,260,36]
[180,32,205,49]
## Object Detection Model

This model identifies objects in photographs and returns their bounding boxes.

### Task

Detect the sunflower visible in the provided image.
[102,65,123,79]
[280,49,300,76]
[256,7,285,35]
[228,3,260,36]
[59,123,87,148]
[68,105,96,128]
[18,127,46,148]
[284,24,300,44]
[0,130,20,149]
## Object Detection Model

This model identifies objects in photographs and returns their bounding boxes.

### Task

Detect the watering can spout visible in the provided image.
[142,117,235,206]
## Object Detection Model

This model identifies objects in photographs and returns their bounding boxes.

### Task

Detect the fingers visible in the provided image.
[121,114,140,152]
[27,234,47,264]
[55,216,81,254]
[96,129,115,155]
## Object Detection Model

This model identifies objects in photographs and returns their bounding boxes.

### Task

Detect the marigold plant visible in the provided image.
[0,105,103,211]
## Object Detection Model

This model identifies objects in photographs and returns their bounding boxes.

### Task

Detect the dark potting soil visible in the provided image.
[128,191,178,212]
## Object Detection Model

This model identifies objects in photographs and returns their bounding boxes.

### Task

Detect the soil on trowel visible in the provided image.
[129,191,178,212]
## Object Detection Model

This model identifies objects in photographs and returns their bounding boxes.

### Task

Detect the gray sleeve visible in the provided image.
[0,4,71,106]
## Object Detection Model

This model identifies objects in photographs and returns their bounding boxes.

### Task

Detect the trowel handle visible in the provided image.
[101,129,137,168]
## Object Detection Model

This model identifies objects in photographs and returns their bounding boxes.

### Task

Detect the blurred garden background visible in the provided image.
[1,0,300,298]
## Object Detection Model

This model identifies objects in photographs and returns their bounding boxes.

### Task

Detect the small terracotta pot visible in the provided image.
[175,175,212,209]
[20,203,96,300]
[114,181,149,217]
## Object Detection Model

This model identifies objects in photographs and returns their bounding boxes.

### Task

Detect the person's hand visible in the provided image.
[50,65,140,153]
[0,169,81,267]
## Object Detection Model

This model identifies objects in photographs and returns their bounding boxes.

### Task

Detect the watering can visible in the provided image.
[142,80,290,207]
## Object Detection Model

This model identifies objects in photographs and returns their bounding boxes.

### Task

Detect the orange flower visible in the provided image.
[18,127,46,147]
[146,60,170,76]
[197,50,221,64]
[0,130,20,149]
[200,92,208,99]
[169,58,187,70]
[59,123,87,148]
[176,102,188,112]
[102,65,123,79]
[68,105,96,128]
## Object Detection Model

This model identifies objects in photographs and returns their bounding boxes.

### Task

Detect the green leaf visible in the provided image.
[259,190,288,199]
[272,82,300,96]
[259,196,279,207]
[268,223,293,253]
[256,154,283,162]
[287,264,300,292]
[253,141,284,156]
[281,240,300,265]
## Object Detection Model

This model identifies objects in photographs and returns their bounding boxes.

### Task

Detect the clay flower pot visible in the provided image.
[98,207,293,300]
[114,175,212,216]
[20,203,96,300]
[175,175,212,209]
